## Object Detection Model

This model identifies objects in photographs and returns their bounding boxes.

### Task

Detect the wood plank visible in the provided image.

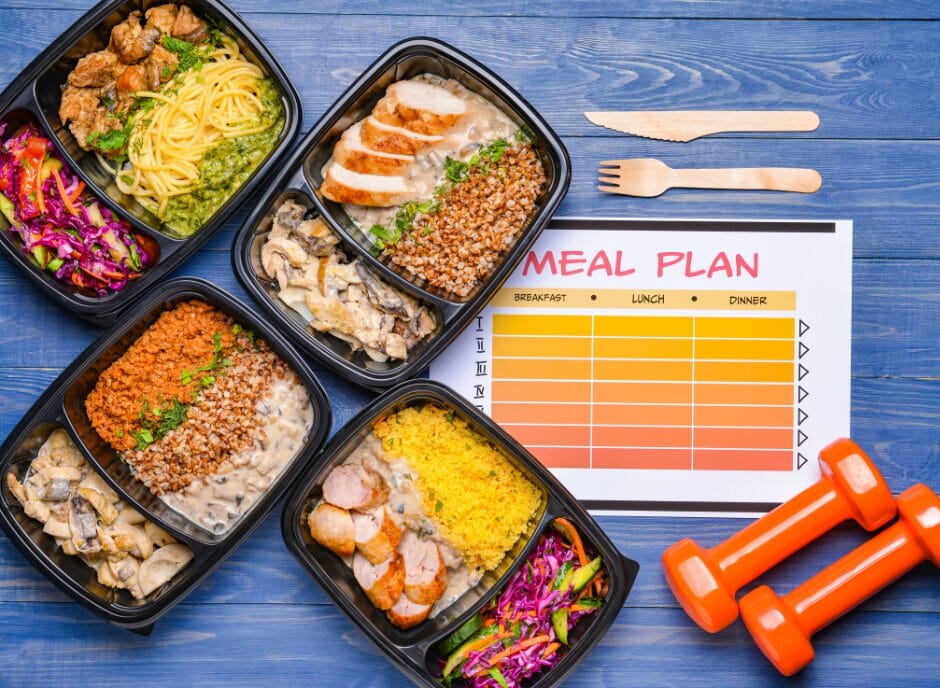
[2,13,940,139]
[0,0,938,20]
[0,602,935,687]
[0,253,936,376]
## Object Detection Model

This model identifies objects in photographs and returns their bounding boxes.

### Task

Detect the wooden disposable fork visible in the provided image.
[598,158,822,197]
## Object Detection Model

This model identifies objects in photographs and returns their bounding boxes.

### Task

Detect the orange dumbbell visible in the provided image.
[662,438,896,632]
[740,483,939,675]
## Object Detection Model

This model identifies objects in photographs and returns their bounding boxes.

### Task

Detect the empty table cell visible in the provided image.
[694,449,793,471]
[593,425,692,448]
[529,445,591,469]
[695,316,794,339]
[493,314,592,337]
[493,335,592,359]
[593,447,692,470]
[694,427,794,450]
[695,405,794,427]
[595,315,693,338]
[492,402,592,425]
[594,381,694,404]
[492,357,591,380]
[695,338,795,361]
[695,383,793,405]
[594,359,693,381]
[593,403,693,426]
[694,361,794,383]
[594,337,693,360]
[492,380,592,403]
[501,424,591,447]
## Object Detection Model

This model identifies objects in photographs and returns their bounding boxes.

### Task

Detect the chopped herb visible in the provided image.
[86,126,131,153]
[100,95,114,109]
[479,138,509,163]
[155,400,188,438]
[488,470,497,478]
[119,174,133,185]
[446,411,456,424]
[161,35,210,73]
[444,156,470,183]
[200,375,216,387]
[514,127,533,144]
[160,65,172,80]
[127,243,141,271]
[131,427,154,451]
[181,369,193,385]
[114,428,125,438]
[435,500,444,513]
[221,357,233,367]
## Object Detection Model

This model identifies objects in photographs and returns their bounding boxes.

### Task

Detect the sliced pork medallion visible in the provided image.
[386,592,431,629]
[352,551,404,610]
[399,529,447,605]
[308,503,356,557]
[352,506,402,565]
[322,464,389,512]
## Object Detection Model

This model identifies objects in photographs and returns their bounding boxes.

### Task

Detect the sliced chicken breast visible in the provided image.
[352,506,402,564]
[321,464,389,511]
[386,592,431,629]
[359,116,443,156]
[308,503,356,557]
[399,529,448,605]
[320,162,414,208]
[333,122,414,176]
[372,80,466,136]
[352,551,404,611]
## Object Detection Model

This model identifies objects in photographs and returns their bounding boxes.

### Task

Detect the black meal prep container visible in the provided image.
[0,0,301,324]
[281,380,639,687]
[232,37,571,389]
[0,277,331,633]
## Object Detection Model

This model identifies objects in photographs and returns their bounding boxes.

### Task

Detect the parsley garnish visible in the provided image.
[161,35,210,73]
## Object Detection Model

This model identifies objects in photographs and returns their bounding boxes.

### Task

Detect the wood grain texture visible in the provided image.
[0,0,938,19]
[2,12,940,139]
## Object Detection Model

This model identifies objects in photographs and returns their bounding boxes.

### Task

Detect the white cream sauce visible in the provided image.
[340,432,480,617]
[161,376,313,535]
[338,73,520,234]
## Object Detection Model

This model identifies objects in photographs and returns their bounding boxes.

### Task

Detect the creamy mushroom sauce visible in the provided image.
[161,375,312,534]
[340,433,479,617]
[337,73,520,233]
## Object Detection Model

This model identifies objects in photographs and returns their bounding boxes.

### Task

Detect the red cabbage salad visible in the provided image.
[0,120,156,295]
[439,518,607,688]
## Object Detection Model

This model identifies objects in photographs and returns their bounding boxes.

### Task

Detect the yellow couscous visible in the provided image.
[373,405,543,572]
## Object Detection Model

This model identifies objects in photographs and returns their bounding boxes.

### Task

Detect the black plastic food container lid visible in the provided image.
[0,277,332,633]
[0,0,302,324]
[232,37,571,390]
[281,380,638,687]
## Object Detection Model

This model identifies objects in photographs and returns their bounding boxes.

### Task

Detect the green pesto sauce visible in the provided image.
[160,79,284,237]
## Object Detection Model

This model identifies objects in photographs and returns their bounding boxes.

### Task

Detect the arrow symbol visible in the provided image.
[798,386,809,402]
[799,320,810,336]
[798,409,809,426]
[798,430,808,447]
[797,453,808,469]
[799,342,810,359]
[798,364,809,381]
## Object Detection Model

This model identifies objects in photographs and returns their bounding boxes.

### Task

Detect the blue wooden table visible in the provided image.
[0,1,937,686]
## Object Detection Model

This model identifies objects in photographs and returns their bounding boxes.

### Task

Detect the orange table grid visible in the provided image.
[528,445,591,469]
[501,423,592,447]
[594,359,693,382]
[695,405,794,427]
[595,315,693,338]
[493,314,592,337]
[492,357,591,380]
[694,382,793,405]
[694,427,794,450]
[593,425,693,448]
[694,360,794,383]
[693,449,793,471]
[492,402,592,426]
[695,338,795,361]
[593,403,693,426]
[492,380,591,403]
[695,316,794,339]
[593,381,694,404]
[592,447,692,470]
[593,337,693,360]
[493,335,592,359]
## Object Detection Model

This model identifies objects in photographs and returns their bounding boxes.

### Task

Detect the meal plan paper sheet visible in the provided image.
[431,218,852,515]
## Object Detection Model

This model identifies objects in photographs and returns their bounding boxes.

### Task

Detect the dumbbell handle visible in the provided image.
[714,477,849,591]
[784,520,925,636]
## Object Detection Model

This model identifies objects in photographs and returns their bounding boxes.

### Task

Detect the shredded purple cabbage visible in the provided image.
[0,120,154,295]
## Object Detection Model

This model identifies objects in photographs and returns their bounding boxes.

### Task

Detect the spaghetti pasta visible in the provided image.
[115,36,283,236]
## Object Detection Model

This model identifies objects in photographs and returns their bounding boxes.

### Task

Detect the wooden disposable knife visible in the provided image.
[583,111,820,142]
